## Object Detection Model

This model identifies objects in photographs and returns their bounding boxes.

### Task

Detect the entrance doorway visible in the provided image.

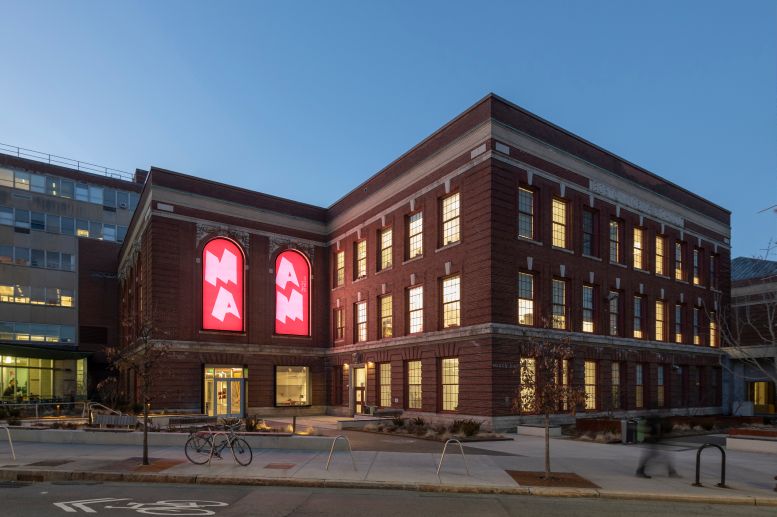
[354,367,366,414]
[204,367,246,417]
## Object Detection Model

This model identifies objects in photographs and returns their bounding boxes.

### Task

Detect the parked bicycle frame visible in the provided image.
[184,418,252,466]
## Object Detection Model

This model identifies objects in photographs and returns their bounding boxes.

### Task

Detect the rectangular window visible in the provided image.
[76,219,89,237]
[90,221,102,240]
[46,251,60,269]
[407,360,422,409]
[710,254,718,290]
[633,227,644,270]
[582,209,595,256]
[0,246,10,265]
[60,180,74,199]
[15,209,30,230]
[407,212,423,259]
[609,220,621,263]
[14,171,30,190]
[655,300,666,341]
[441,358,459,411]
[379,294,393,338]
[15,247,30,266]
[582,285,595,333]
[657,366,665,408]
[633,296,644,339]
[611,362,621,410]
[31,211,45,231]
[61,253,74,271]
[379,363,391,407]
[103,224,116,242]
[75,183,88,202]
[30,174,45,193]
[693,249,701,285]
[710,313,718,347]
[355,301,367,342]
[408,285,424,333]
[552,279,567,329]
[519,357,536,413]
[561,359,571,411]
[354,240,367,279]
[636,364,644,409]
[118,226,128,242]
[693,308,701,345]
[441,192,460,246]
[518,187,535,240]
[88,185,103,205]
[334,307,344,340]
[517,272,535,326]
[103,188,116,209]
[442,275,460,328]
[609,290,620,336]
[275,366,310,406]
[334,251,345,287]
[31,249,45,267]
[60,217,74,235]
[584,361,597,410]
[117,191,130,209]
[45,214,60,234]
[379,227,392,271]
[675,304,683,343]
[0,206,12,225]
[675,241,685,280]
[551,198,568,248]
[45,176,59,196]
[655,235,666,275]
[0,168,12,188]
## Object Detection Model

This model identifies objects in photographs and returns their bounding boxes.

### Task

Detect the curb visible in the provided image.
[1,467,776,506]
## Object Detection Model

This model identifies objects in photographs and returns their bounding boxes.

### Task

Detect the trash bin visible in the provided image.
[621,419,639,444]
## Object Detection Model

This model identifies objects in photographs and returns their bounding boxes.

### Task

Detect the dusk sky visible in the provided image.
[1,1,774,258]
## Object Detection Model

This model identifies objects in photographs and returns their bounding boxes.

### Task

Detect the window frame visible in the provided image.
[333,307,344,341]
[551,197,568,249]
[582,208,597,256]
[379,294,393,339]
[655,235,666,275]
[655,300,667,341]
[441,275,461,329]
[517,187,535,240]
[609,219,622,263]
[551,278,567,330]
[517,272,535,326]
[440,192,460,247]
[584,361,597,410]
[379,362,392,407]
[633,227,645,270]
[354,301,367,342]
[334,250,345,287]
[407,285,424,334]
[406,360,422,410]
[440,357,459,412]
[378,226,393,271]
[354,240,367,280]
[608,290,621,336]
[633,295,644,339]
[582,284,595,333]
[274,365,311,407]
[407,211,424,260]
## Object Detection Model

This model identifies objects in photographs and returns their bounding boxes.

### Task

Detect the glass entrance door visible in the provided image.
[204,367,246,417]
[354,367,366,414]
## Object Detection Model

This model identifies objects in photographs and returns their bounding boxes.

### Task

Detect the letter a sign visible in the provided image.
[202,238,244,331]
[275,250,310,335]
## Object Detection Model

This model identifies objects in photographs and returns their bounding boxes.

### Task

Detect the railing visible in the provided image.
[325,435,356,471]
[0,142,134,182]
[693,443,728,488]
[1,400,87,419]
[0,425,15,460]
[83,402,123,423]
[437,438,470,478]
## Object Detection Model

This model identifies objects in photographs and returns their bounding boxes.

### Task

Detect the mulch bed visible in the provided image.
[97,457,184,473]
[506,470,600,488]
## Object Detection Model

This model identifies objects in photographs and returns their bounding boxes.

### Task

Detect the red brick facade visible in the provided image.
[115,94,730,429]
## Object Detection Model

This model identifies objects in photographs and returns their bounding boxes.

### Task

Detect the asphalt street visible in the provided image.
[2,481,774,517]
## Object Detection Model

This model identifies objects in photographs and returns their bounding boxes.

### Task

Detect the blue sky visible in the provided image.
[1,1,774,258]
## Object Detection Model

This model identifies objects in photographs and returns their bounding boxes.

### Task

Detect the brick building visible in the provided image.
[117,94,730,429]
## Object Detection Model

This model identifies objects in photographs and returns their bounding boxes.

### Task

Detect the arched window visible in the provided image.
[202,238,244,331]
[275,249,311,336]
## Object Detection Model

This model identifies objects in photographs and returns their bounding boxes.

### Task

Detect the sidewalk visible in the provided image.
[0,435,775,506]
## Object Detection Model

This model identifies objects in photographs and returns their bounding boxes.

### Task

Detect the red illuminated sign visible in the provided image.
[202,238,244,331]
[275,250,310,336]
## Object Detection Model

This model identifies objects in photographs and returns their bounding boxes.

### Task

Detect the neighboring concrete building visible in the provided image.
[727,257,777,416]
[115,94,731,430]
[0,149,142,402]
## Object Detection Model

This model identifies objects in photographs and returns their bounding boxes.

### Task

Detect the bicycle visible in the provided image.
[184,418,253,466]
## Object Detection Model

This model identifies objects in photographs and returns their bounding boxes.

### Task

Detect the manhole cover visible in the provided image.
[27,460,72,467]
[0,481,30,488]
[264,463,296,469]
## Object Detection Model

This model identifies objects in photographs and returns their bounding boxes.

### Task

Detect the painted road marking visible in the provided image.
[53,498,229,515]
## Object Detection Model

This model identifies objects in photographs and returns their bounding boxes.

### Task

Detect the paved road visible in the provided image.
[1,482,773,516]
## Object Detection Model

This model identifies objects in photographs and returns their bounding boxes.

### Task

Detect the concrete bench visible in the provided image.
[93,414,138,429]
[167,415,217,432]
[374,408,403,417]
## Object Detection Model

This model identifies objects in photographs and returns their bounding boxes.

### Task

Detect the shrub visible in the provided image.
[412,417,425,427]
[432,423,447,435]
[244,415,260,432]
[7,418,21,426]
[451,419,483,437]
[130,403,143,415]
[0,407,6,419]
[391,416,405,427]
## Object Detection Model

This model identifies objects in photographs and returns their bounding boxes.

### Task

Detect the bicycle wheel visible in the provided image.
[184,434,212,465]
[231,438,253,466]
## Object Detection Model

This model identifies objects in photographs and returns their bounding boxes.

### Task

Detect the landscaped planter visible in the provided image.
[726,427,777,454]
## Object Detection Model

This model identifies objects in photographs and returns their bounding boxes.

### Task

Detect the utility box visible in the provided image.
[621,419,639,444]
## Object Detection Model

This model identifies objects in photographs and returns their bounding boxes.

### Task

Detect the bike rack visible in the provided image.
[437,438,469,478]
[0,426,15,461]
[693,443,728,488]
[325,435,356,471]
[207,431,226,466]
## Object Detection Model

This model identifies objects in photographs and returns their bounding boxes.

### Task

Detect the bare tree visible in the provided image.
[111,321,170,465]
[513,339,588,479]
